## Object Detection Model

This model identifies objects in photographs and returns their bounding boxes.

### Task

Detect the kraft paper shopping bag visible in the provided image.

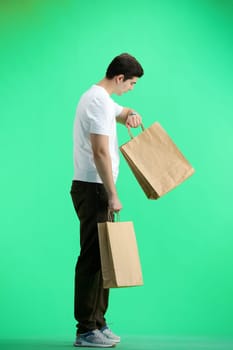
[98,221,143,288]
[120,122,194,199]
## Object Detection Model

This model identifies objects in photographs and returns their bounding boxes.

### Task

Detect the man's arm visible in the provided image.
[116,107,142,128]
[90,133,122,212]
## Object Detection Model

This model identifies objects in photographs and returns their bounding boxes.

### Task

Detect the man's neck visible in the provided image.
[96,78,115,95]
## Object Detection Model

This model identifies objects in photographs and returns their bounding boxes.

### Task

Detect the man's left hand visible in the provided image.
[125,112,142,128]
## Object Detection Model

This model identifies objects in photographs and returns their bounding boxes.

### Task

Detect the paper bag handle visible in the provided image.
[107,210,120,222]
[128,124,145,139]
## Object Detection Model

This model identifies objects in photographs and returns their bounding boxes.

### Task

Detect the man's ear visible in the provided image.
[115,74,125,84]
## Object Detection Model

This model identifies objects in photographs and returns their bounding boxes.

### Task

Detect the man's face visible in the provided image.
[115,76,138,95]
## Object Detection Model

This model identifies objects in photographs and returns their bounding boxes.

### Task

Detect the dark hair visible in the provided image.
[106,53,144,80]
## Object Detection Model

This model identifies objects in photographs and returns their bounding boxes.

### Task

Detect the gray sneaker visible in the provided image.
[74,329,116,348]
[100,326,121,343]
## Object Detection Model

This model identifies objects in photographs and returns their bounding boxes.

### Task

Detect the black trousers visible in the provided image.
[70,180,110,334]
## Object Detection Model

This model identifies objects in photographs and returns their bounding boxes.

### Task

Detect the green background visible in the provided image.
[1,0,233,341]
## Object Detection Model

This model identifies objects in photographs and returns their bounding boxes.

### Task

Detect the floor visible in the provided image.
[0,336,233,350]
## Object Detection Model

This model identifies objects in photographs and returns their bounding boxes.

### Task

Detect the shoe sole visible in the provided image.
[74,340,116,348]
[103,338,120,343]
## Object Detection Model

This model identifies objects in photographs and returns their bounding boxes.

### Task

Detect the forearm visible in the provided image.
[93,152,117,197]
[116,108,134,125]
[90,133,122,211]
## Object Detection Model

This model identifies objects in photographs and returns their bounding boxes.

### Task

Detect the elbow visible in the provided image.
[92,147,108,161]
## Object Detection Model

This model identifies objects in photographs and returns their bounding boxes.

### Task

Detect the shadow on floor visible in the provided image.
[0,336,233,350]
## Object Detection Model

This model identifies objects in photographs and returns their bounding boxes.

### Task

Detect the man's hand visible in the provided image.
[125,112,142,128]
[108,193,122,212]
[116,108,142,128]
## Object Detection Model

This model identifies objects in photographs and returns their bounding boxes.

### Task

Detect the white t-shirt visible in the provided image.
[73,85,123,183]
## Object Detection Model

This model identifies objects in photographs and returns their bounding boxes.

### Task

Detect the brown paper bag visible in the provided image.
[120,122,195,199]
[98,221,143,288]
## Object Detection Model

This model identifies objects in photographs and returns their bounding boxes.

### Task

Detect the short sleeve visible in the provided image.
[88,97,112,135]
[114,101,123,117]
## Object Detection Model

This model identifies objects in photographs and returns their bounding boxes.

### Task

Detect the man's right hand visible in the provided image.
[108,194,122,212]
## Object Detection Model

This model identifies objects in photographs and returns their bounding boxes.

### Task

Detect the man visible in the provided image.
[70,53,144,348]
